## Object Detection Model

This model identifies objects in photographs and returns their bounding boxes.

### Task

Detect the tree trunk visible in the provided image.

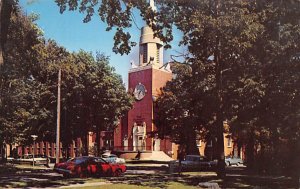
[213,0,226,178]
[289,140,300,188]
[0,0,14,66]
[185,124,199,155]
[0,0,3,66]
[96,126,101,156]
[246,133,255,171]
[215,113,226,178]
[237,140,242,157]
[215,45,226,178]
[81,134,88,156]
[0,142,4,161]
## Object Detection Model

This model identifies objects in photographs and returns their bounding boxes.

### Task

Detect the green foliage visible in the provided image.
[154,0,300,176]
[0,2,133,156]
[0,5,44,146]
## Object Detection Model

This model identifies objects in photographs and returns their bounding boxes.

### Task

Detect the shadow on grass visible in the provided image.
[0,164,297,189]
[105,167,297,189]
[103,169,220,188]
[0,164,92,188]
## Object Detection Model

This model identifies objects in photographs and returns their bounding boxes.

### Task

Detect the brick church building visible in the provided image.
[112,0,243,160]
[113,1,175,159]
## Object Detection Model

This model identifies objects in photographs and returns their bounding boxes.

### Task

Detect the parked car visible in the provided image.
[7,156,14,163]
[13,154,49,166]
[101,154,126,164]
[225,156,243,166]
[169,155,217,171]
[54,156,126,178]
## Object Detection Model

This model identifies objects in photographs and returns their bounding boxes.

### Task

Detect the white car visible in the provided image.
[14,154,49,166]
[7,157,14,163]
[225,156,243,166]
[101,154,126,164]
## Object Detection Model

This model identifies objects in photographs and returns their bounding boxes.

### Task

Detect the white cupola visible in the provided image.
[139,0,163,67]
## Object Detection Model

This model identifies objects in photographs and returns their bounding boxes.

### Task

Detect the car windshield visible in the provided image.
[95,157,107,163]
[102,154,117,158]
[68,157,89,164]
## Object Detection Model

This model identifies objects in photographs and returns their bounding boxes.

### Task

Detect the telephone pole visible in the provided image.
[56,68,61,163]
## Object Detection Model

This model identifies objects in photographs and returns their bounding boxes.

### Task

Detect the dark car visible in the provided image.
[54,156,126,178]
[182,155,217,169]
[169,155,217,171]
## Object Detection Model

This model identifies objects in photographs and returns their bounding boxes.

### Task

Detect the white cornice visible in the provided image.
[129,64,172,74]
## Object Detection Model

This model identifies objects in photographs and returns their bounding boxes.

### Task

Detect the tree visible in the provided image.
[0,3,48,158]
[0,0,16,66]
[154,63,201,155]
[70,51,132,156]
[226,1,300,177]
[55,0,300,178]
[158,0,266,177]
[34,42,133,156]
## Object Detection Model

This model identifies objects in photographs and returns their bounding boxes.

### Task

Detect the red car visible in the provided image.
[54,156,126,178]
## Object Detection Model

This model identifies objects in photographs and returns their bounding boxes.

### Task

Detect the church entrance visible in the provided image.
[132,123,146,151]
[153,138,160,151]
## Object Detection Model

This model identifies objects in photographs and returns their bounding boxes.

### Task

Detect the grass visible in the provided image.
[62,182,200,189]
[0,163,297,188]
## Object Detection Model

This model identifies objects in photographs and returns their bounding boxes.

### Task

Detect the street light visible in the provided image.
[31,135,38,166]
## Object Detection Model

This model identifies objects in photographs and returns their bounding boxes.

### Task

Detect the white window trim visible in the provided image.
[197,140,202,147]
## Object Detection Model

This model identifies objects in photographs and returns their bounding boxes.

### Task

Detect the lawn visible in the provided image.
[62,182,200,189]
[0,163,297,188]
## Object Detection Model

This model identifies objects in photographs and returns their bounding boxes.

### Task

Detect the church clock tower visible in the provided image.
[114,0,172,153]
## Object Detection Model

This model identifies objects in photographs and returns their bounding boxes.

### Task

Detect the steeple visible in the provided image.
[138,0,163,67]
[149,0,156,11]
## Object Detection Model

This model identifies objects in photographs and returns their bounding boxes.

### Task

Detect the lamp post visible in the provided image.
[31,135,38,166]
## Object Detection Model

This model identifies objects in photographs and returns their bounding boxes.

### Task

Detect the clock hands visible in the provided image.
[138,90,144,99]
[134,84,146,100]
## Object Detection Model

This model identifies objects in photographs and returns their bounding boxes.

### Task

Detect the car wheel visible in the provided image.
[79,169,88,178]
[226,161,230,166]
[79,172,87,178]
[113,169,122,177]
[237,162,243,166]
[63,173,70,178]
[44,164,50,168]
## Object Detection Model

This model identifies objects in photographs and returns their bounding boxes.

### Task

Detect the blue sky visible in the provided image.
[19,0,185,86]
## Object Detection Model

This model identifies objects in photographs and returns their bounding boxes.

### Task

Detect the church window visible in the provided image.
[143,44,148,63]
[156,44,161,64]
[227,137,232,147]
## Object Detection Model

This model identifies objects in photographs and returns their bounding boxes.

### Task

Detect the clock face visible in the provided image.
[134,83,146,100]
